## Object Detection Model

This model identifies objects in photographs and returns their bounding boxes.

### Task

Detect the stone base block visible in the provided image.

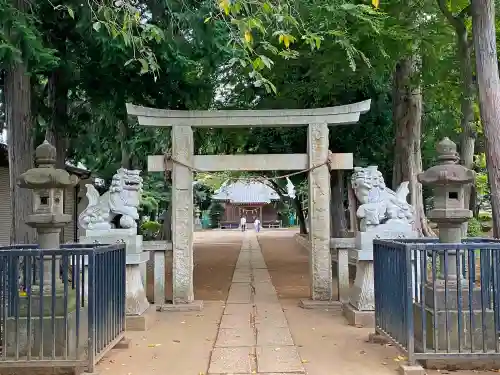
[0,367,85,375]
[114,337,131,349]
[421,358,500,370]
[298,299,342,313]
[424,283,483,310]
[157,300,204,312]
[368,332,391,345]
[343,303,374,327]
[399,364,426,375]
[6,306,89,358]
[413,302,495,351]
[126,307,152,331]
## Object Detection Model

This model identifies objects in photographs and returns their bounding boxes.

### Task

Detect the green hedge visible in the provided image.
[141,220,162,240]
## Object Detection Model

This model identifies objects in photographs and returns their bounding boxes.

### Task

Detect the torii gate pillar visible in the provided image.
[308,123,332,300]
[171,125,195,304]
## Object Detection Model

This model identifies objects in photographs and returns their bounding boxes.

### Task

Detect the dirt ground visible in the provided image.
[258,233,311,300]
[166,232,242,301]
[258,231,352,301]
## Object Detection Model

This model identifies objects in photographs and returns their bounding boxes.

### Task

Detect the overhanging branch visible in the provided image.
[436,0,468,31]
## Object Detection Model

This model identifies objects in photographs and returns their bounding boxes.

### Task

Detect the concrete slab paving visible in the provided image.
[255,346,304,373]
[216,328,256,347]
[223,303,254,316]
[256,326,294,346]
[219,313,252,328]
[208,231,305,374]
[209,347,254,373]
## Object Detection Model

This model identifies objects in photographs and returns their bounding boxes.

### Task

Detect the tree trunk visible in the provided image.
[437,1,476,235]
[330,170,347,237]
[293,195,308,235]
[456,25,475,176]
[5,59,36,244]
[471,0,500,238]
[45,64,68,169]
[45,67,69,242]
[392,56,434,237]
[267,179,308,235]
[119,120,131,169]
[162,202,172,241]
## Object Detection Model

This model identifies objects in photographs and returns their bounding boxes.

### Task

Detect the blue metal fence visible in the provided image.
[374,238,500,365]
[0,243,126,372]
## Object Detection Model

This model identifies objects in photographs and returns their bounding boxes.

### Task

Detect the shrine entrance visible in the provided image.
[126,101,371,306]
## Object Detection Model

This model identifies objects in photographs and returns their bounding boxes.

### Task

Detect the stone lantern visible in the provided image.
[414,138,496,352]
[418,137,475,282]
[17,140,79,287]
[418,137,475,243]
[194,206,202,231]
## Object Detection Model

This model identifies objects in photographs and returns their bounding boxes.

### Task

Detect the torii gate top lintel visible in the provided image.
[125,99,371,128]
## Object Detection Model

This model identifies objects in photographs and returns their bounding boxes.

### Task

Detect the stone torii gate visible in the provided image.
[126,100,371,308]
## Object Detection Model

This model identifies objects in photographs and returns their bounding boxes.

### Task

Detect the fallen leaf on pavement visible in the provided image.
[301,359,309,364]
[148,344,161,347]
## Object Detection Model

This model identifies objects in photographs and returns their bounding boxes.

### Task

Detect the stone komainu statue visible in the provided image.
[351,166,415,232]
[78,168,143,230]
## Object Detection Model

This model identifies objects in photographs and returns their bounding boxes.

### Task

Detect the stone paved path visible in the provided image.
[208,231,306,374]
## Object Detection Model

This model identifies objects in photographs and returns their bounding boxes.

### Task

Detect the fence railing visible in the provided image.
[374,238,500,365]
[0,243,126,372]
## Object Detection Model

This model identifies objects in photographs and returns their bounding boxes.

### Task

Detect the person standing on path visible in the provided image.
[240,215,247,232]
[254,217,261,232]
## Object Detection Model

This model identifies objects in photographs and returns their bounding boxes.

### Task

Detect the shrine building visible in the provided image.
[212,180,281,228]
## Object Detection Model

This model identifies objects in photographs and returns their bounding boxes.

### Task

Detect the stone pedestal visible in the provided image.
[345,227,416,327]
[80,229,150,331]
[343,260,375,327]
[349,260,374,310]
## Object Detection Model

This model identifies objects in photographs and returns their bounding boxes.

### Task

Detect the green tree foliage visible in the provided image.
[2,0,499,241]
[208,202,225,228]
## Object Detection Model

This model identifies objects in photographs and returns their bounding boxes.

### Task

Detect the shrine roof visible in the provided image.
[212,180,280,204]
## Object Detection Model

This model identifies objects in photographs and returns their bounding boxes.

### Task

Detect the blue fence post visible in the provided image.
[405,243,415,365]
